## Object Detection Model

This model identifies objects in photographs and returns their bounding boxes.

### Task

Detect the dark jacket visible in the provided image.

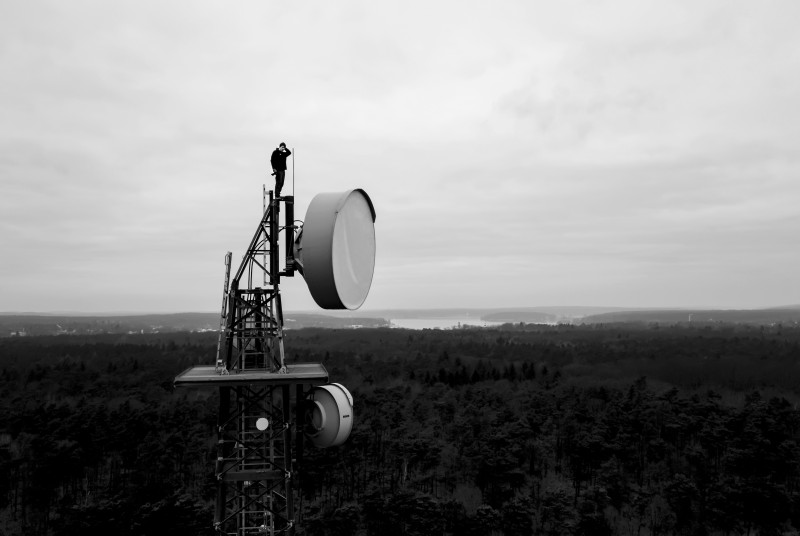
[270,147,291,171]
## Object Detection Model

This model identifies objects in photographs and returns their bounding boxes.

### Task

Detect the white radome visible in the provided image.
[297,189,376,310]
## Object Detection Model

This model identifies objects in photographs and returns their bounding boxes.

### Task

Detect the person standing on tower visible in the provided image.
[270,142,292,197]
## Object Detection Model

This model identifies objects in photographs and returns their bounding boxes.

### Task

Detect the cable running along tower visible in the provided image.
[175,186,377,535]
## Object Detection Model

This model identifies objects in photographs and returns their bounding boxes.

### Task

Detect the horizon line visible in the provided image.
[2,304,799,316]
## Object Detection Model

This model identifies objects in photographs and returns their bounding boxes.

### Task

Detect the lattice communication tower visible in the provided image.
[175,188,376,535]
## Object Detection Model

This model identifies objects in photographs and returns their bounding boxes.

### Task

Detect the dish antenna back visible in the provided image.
[175,186,376,535]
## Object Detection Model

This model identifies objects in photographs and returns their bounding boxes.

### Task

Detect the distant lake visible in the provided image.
[389,317,504,330]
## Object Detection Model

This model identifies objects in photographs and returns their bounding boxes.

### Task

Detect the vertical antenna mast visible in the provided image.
[263,184,268,287]
[215,252,232,374]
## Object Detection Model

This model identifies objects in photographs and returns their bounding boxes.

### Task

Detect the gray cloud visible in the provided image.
[1,0,798,312]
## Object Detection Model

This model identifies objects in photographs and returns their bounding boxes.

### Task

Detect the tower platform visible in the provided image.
[174,362,329,387]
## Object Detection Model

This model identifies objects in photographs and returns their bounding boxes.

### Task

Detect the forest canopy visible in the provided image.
[2,322,800,535]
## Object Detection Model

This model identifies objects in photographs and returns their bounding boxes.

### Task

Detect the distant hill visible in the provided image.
[481,311,559,324]
[312,306,635,322]
[284,314,388,329]
[581,308,800,325]
[0,312,389,336]
[5,306,798,335]
[0,313,220,336]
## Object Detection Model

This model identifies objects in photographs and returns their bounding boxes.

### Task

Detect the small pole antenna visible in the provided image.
[263,182,269,286]
[292,147,295,197]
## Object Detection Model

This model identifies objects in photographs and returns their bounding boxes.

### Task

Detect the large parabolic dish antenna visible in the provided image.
[297,189,376,310]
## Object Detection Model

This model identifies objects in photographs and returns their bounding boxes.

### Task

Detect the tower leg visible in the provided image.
[215,387,231,532]
[283,385,295,535]
[212,384,297,535]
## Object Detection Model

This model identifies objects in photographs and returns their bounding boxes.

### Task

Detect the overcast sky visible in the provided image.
[1,1,798,313]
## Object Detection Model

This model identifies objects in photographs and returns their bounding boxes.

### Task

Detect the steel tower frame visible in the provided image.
[217,192,290,535]
[222,191,288,375]
[176,192,327,536]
